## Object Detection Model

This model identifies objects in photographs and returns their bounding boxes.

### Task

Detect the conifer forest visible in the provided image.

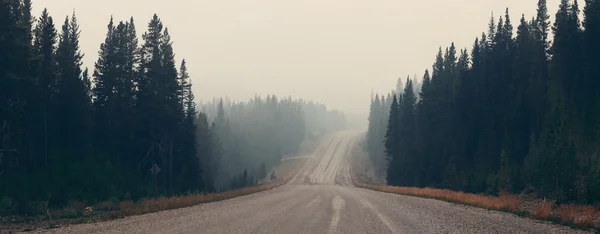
[366,0,600,205]
[0,0,345,214]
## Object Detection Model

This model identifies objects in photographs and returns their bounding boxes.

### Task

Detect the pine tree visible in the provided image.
[529,0,551,137]
[92,17,140,197]
[582,0,600,204]
[33,8,57,166]
[415,70,432,186]
[536,0,551,49]
[364,0,600,204]
[398,79,417,186]
[92,17,116,153]
[136,15,163,158]
[550,0,582,106]
[175,59,202,192]
[54,12,90,161]
[197,112,218,192]
[217,98,226,122]
[0,0,34,184]
[538,103,578,201]
[384,95,399,185]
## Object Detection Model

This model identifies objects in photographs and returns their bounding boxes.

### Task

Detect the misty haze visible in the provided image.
[1,0,599,233]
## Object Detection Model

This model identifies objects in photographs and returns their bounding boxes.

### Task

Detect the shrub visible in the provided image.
[555,204,576,223]
[55,201,87,218]
[575,205,598,227]
[119,200,135,216]
[95,201,118,211]
[533,201,553,219]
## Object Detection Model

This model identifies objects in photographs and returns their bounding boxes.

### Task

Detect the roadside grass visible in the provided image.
[350,172,600,231]
[2,158,306,232]
[114,158,305,217]
[118,178,289,217]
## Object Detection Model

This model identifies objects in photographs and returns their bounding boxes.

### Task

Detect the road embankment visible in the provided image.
[350,162,600,232]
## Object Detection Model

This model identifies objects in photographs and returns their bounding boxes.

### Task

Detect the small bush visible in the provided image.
[575,205,598,227]
[534,201,553,219]
[555,204,576,223]
[119,200,135,216]
[95,201,118,211]
[498,192,519,211]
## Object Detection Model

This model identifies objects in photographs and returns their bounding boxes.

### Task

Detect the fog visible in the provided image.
[33,0,561,129]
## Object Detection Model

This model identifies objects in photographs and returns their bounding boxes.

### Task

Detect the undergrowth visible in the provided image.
[351,172,600,231]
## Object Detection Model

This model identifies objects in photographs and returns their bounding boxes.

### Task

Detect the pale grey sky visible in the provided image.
[33,0,561,128]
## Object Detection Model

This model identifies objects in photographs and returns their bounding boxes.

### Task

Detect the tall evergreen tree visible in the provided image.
[92,17,115,153]
[32,8,57,166]
[384,95,399,185]
[0,0,34,187]
[397,79,417,186]
[527,0,551,138]
[174,59,202,192]
[358,0,600,205]
[54,12,90,161]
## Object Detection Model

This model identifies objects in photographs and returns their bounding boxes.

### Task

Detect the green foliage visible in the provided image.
[0,2,348,214]
[366,0,600,205]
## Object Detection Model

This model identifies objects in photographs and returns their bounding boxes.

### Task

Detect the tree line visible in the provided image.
[0,0,345,215]
[199,96,346,191]
[366,0,600,204]
[365,78,421,180]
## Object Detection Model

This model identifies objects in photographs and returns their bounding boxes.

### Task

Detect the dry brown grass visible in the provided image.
[534,201,554,219]
[354,182,519,211]
[555,204,576,223]
[350,171,600,230]
[569,205,600,228]
[117,158,305,217]
[119,181,285,216]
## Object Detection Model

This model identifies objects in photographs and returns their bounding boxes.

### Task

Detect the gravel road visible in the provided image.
[47,131,591,234]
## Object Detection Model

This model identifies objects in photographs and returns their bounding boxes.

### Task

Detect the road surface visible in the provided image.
[53,132,589,234]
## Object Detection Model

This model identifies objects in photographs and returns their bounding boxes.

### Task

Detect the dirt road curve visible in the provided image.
[50,131,590,234]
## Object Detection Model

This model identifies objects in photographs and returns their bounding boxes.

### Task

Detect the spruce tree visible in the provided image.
[0,0,34,185]
[175,59,202,192]
[583,0,600,203]
[536,0,551,49]
[384,95,399,185]
[55,12,90,161]
[92,17,116,154]
[398,79,417,186]
[33,8,57,166]
[529,0,551,137]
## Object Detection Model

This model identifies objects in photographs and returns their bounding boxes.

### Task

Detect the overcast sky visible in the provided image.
[33,0,561,128]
